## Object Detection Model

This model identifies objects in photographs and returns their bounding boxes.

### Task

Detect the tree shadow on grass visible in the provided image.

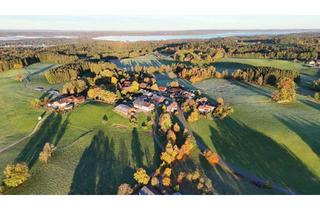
[15,113,68,168]
[232,80,272,98]
[69,130,135,195]
[131,128,144,168]
[209,117,320,194]
[275,115,320,156]
[213,62,254,72]
[198,155,275,195]
[300,99,320,112]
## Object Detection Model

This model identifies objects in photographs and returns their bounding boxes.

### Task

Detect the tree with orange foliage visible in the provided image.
[203,150,220,165]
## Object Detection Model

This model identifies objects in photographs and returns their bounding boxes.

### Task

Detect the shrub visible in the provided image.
[102,114,108,124]
[39,143,56,165]
[117,183,133,195]
[3,163,31,188]
[31,98,42,109]
[187,109,200,122]
[312,79,320,91]
[15,73,25,82]
[314,92,320,101]
[0,185,5,194]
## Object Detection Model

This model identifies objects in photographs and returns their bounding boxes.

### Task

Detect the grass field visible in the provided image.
[0,63,158,194]
[1,56,320,194]
[214,58,320,77]
[0,64,57,150]
[191,78,320,194]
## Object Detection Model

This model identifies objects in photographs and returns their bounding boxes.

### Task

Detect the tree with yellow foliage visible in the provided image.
[133,168,150,185]
[151,177,159,186]
[162,177,171,187]
[160,143,179,164]
[159,112,172,133]
[166,129,176,143]
[3,163,31,188]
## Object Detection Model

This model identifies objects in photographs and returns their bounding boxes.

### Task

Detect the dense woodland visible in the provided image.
[157,34,320,64]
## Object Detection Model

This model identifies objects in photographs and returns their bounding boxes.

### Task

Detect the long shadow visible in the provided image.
[213,62,254,72]
[210,117,320,194]
[300,99,320,111]
[232,80,272,97]
[275,115,320,156]
[69,130,135,195]
[15,113,64,168]
[53,115,69,146]
[131,128,144,168]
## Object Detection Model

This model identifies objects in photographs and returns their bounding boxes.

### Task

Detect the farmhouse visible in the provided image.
[59,95,85,104]
[158,86,167,92]
[182,90,195,99]
[133,98,155,112]
[151,94,165,104]
[47,95,85,111]
[198,105,215,113]
[114,104,135,117]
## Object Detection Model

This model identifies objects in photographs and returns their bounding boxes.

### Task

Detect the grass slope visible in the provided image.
[192,78,320,194]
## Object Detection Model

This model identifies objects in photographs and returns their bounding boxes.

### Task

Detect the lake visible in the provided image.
[92,31,304,42]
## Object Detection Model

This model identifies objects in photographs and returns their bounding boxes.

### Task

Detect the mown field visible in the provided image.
[1,56,320,195]
[0,63,157,194]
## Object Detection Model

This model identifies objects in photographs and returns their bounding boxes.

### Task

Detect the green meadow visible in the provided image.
[0,64,157,194]
[1,56,320,194]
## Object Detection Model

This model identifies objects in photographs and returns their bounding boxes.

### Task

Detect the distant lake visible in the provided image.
[0,35,78,41]
[93,31,303,42]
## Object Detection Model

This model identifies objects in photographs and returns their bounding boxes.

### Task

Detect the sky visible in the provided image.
[0,16,320,31]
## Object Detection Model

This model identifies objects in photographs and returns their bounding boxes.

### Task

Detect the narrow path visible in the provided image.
[0,113,48,154]
[176,105,295,194]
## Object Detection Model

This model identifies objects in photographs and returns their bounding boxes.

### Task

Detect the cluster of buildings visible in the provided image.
[308,60,320,67]
[114,80,216,117]
[47,95,86,111]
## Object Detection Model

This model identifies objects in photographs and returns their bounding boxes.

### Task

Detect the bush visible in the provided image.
[312,79,320,91]
[314,92,320,101]
[187,109,200,122]
[39,143,56,165]
[0,185,5,194]
[102,114,108,124]
[117,183,133,195]
[3,163,31,188]
[31,98,42,109]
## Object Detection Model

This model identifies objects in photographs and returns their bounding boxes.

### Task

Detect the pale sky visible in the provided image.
[0,16,319,31]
